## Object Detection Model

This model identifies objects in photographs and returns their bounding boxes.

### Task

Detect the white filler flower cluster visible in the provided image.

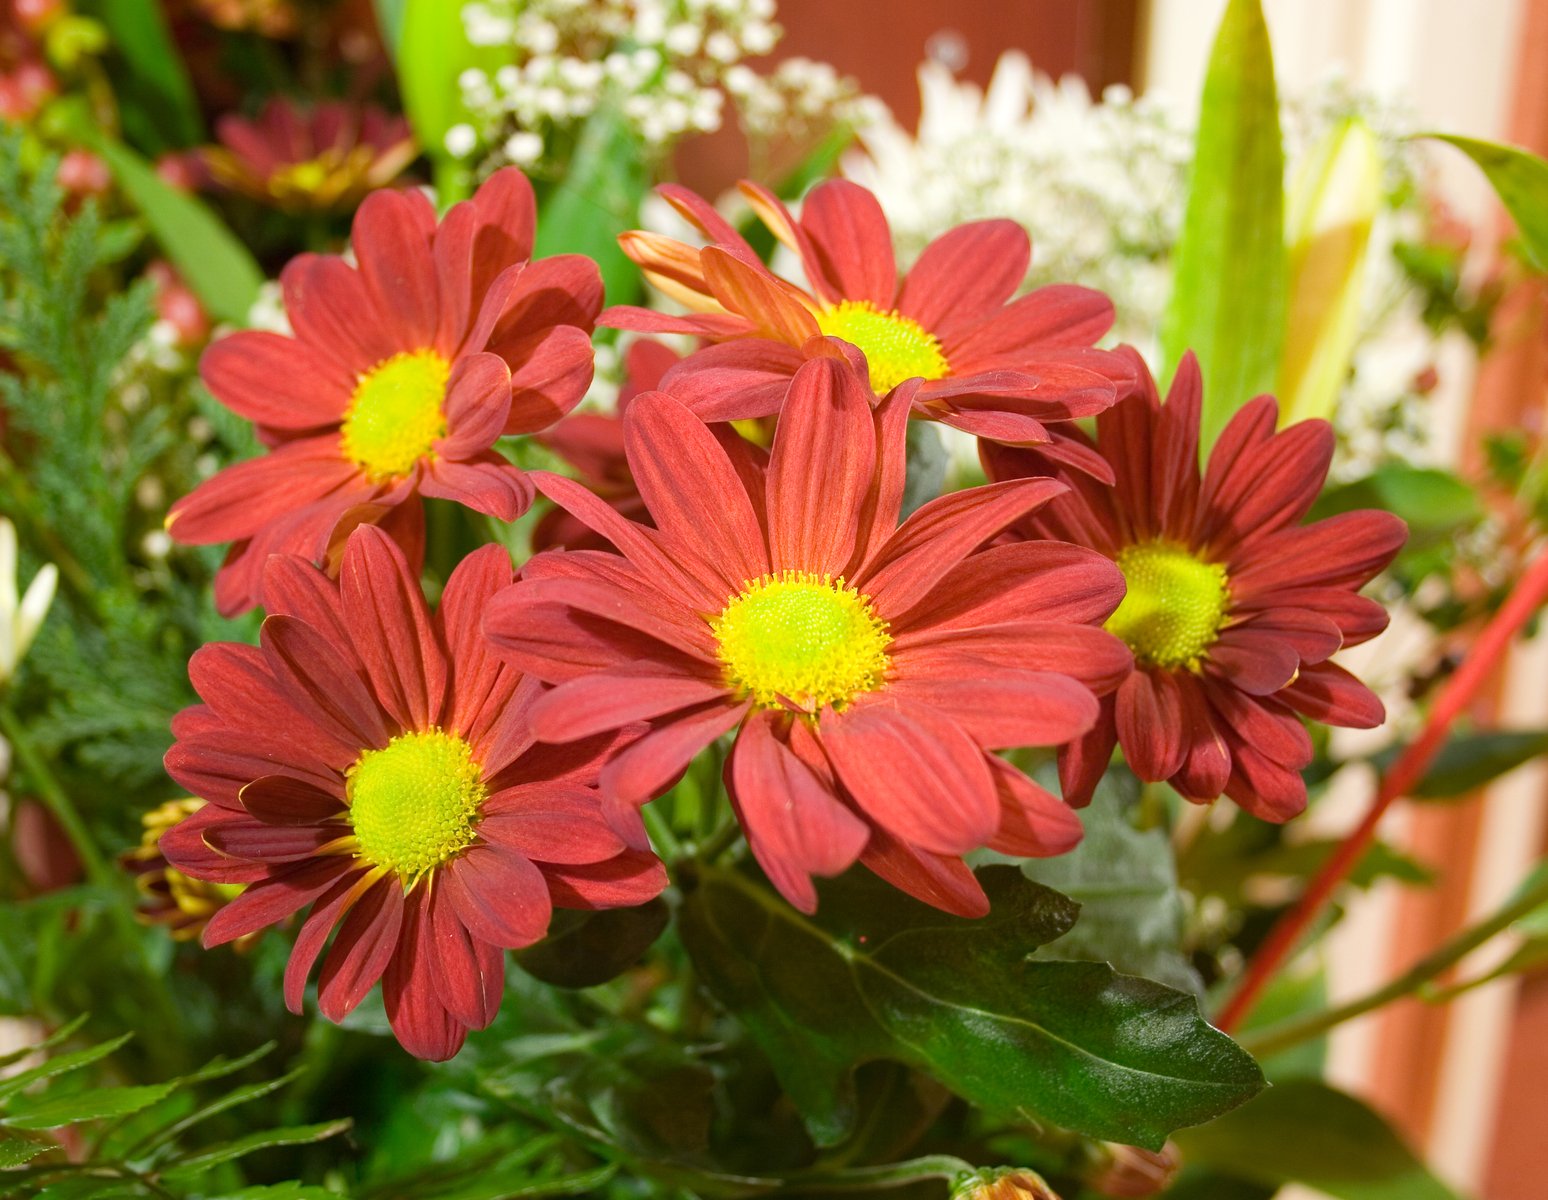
[451,0,873,170]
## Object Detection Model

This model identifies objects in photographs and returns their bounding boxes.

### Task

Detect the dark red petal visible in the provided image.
[1114,669,1188,782]
[165,438,360,546]
[655,339,806,421]
[200,331,351,430]
[200,857,351,947]
[1198,408,1334,548]
[895,622,1134,696]
[261,554,350,656]
[1058,698,1119,808]
[893,541,1125,632]
[165,729,338,811]
[240,774,346,825]
[188,641,360,768]
[1206,625,1301,696]
[438,352,513,458]
[1205,685,1313,769]
[318,875,406,1021]
[503,325,596,435]
[261,615,394,751]
[820,699,998,855]
[479,783,627,865]
[204,820,347,862]
[729,710,870,914]
[339,525,447,732]
[383,892,468,1060]
[1172,676,1232,801]
[427,883,504,1029]
[284,867,378,1014]
[543,848,668,910]
[530,669,725,742]
[1224,741,1309,823]
[159,805,271,884]
[1279,661,1385,729]
[798,179,897,306]
[1230,510,1408,595]
[443,845,553,949]
[420,454,533,522]
[986,757,1084,858]
[599,700,749,808]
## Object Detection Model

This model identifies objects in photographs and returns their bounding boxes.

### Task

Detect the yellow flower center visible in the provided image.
[1105,541,1232,671]
[815,300,950,394]
[346,730,486,880]
[340,349,450,481]
[711,571,892,712]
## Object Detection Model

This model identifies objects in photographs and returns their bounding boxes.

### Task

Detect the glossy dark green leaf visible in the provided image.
[1370,728,1548,800]
[1159,0,1286,448]
[1427,135,1548,271]
[679,864,1264,1150]
[532,107,648,308]
[514,899,669,988]
[1175,1080,1462,1200]
[162,1118,352,1175]
[1017,766,1201,994]
[2,1081,176,1129]
[0,1033,132,1103]
[83,0,204,153]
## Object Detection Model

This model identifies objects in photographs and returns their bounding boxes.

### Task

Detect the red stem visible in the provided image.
[1215,549,1548,1034]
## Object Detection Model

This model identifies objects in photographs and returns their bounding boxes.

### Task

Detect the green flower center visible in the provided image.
[340,349,450,481]
[1106,541,1231,670]
[346,730,486,879]
[815,300,949,394]
[711,571,891,712]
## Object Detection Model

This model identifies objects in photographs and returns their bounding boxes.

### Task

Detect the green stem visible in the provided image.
[1241,866,1548,1059]
[697,817,744,863]
[641,804,684,863]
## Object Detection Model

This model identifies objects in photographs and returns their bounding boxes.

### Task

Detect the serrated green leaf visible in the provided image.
[163,1118,352,1175]
[1428,135,1548,271]
[0,1128,50,1166]
[1176,1080,1463,1200]
[679,864,1264,1150]
[532,107,648,308]
[0,1033,132,1103]
[2,1081,176,1130]
[1160,0,1286,448]
[1016,766,1201,994]
[0,1014,88,1069]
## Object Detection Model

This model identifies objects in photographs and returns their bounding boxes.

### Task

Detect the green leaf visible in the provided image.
[162,1118,352,1175]
[533,107,648,308]
[2,1081,176,1130]
[373,0,409,59]
[1016,767,1201,994]
[1279,117,1382,425]
[1160,0,1286,448]
[87,136,264,326]
[396,0,508,174]
[1176,1080,1463,1200]
[0,1013,88,1069]
[1371,728,1548,800]
[0,1033,132,1103]
[0,1128,50,1166]
[1427,135,1548,271]
[82,0,204,153]
[208,1186,343,1200]
[514,900,669,989]
[678,864,1263,1150]
[1312,466,1482,542]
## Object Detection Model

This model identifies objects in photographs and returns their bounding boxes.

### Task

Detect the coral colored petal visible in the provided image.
[699,247,821,344]
[435,543,517,736]
[1199,412,1334,547]
[383,892,468,1060]
[738,179,840,304]
[261,554,350,656]
[159,806,272,884]
[729,711,870,913]
[799,179,897,306]
[166,438,360,546]
[530,669,725,743]
[285,868,379,1014]
[318,875,406,1021]
[986,757,1084,858]
[427,884,503,1029]
[895,622,1134,696]
[281,254,397,373]
[503,326,595,435]
[766,357,875,576]
[420,455,533,521]
[240,774,346,825]
[443,845,552,949]
[261,614,394,750]
[468,166,537,310]
[353,189,439,347]
[944,284,1115,361]
[853,383,915,570]
[1280,661,1385,729]
[820,700,998,855]
[1114,669,1188,782]
[490,254,603,353]
[544,848,669,910]
[479,783,626,865]
[430,200,477,353]
[1206,685,1313,770]
[200,857,351,947]
[439,352,513,458]
[201,332,351,430]
[859,823,989,918]
[599,701,749,808]
[599,304,755,339]
[899,219,1029,333]
[654,338,806,421]
[1230,511,1408,595]
[889,670,1099,750]
[895,541,1125,632]
[1058,699,1119,809]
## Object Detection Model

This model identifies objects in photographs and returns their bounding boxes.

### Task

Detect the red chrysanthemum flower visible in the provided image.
[204,97,415,213]
[167,167,602,615]
[601,178,1135,475]
[530,338,680,554]
[159,526,665,1060]
[985,350,1407,820]
[485,355,1132,917]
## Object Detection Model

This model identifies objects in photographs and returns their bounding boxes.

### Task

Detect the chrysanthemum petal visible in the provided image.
[159,806,272,884]
[503,326,595,435]
[285,867,379,1013]
[420,455,533,522]
[1058,698,1118,809]
[530,668,725,743]
[383,894,468,1061]
[798,179,897,307]
[443,845,552,949]
[1115,669,1188,782]
[654,338,809,421]
[427,884,504,1029]
[889,669,1099,750]
[598,700,749,808]
[700,247,821,344]
[543,849,668,910]
[166,437,363,545]
[896,541,1125,631]
[986,757,1084,858]
[1279,661,1385,729]
[200,858,351,948]
[434,543,516,737]
[261,554,350,656]
[240,774,346,825]
[261,615,394,751]
[899,219,1029,333]
[945,284,1115,362]
[353,188,439,347]
[438,352,513,458]
[858,823,989,918]
[479,783,627,865]
[201,332,352,430]
[318,875,406,1021]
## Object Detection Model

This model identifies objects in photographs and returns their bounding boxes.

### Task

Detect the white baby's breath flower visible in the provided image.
[444,123,479,159]
[0,518,59,686]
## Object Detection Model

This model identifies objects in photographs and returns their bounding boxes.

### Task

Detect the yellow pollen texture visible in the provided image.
[711,571,891,712]
[815,301,950,394]
[1105,541,1232,671]
[340,349,451,481]
[346,729,486,880]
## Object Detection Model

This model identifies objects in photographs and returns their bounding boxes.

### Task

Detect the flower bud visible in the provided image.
[57,148,110,198]
[121,799,250,945]
[1082,1141,1182,1198]
[951,1168,1061,1200]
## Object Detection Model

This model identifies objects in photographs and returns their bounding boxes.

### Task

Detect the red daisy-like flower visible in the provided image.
[601,178,1135,476]
[167,167,602,615]
[530,338,680,554]
[985,350,1407,821]
[204,97,416,213]
[159,526,665,1060]
[485,354,1132,917]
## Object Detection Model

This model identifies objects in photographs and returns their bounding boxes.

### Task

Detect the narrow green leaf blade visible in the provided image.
[1160,0,1286,448]
[679,865,1263,1150]
[0,1128,49,1167]
[1176,1080,1463,1200]
[1428,134,1548,271]
[0,1014,88,1069]
[0,1033,132,1103]
[163,1118,352,1175]
[2,1081,176,1130]
[1370,728,1548,799]
[84,0,205,152]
